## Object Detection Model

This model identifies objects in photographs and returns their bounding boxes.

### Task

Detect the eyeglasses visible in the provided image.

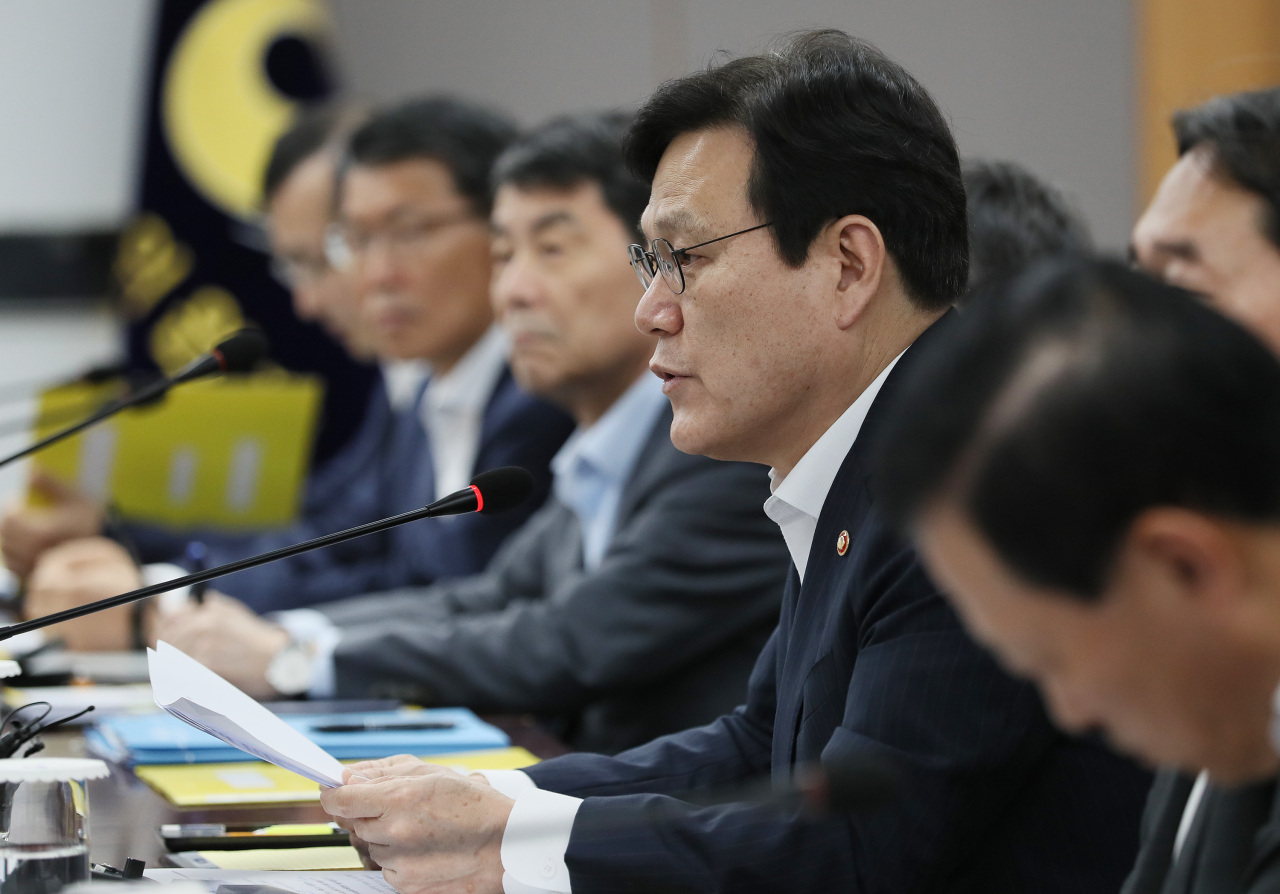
[628,222,772,294]
[325,210,479,272]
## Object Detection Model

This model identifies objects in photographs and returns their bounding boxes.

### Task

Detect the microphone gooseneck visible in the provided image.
[0,329,268,471]
[0,467,533,642]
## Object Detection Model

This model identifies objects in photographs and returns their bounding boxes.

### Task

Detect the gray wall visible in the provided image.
[0,0,154,232]
[328,0,1136,249]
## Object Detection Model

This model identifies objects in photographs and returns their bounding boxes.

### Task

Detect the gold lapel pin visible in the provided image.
[836,530,850,556]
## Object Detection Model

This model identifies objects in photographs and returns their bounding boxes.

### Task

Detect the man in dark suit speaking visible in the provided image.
[159,112,790,754]
[320,30,1150,894]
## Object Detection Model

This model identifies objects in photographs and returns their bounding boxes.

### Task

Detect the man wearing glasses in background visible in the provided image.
[18,98,573,654]
[319,31,1150,894]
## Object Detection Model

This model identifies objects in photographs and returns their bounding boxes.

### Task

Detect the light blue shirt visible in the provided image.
[549,373,667,570]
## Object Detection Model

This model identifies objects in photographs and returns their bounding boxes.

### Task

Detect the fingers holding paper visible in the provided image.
[321,772,512,894]
[343,755,463,781]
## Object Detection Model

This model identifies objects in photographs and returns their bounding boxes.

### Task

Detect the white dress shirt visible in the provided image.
[480,351,906,894]
[763,352,903,581]
[420,325,509,500]
[382,360,430,412]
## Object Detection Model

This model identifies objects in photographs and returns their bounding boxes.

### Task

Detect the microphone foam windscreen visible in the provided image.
[470,466,534,515]
[216,329,269,373]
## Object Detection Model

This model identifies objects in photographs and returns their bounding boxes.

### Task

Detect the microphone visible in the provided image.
[0,466,534,641]
[0,329,268,471]
[680,755,900,816]
[167,329,268,387]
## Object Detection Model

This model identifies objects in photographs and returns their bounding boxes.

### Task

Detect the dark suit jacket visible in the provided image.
[523,318,1152,893]
[1122,770,1280,894]
[138,369,574,613]
[319,406,790,754]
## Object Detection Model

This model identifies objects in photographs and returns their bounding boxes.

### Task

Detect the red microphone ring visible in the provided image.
[469,484,483,512]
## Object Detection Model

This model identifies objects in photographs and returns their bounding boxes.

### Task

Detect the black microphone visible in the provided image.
[0,329,268,471]
[679,755,900,816]
[0,466,534,641]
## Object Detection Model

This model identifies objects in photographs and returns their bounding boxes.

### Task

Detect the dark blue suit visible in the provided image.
[133,368,574,613]
[524,318,1150,893]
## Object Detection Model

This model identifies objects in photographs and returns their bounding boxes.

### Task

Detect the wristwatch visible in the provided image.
[265,638,316,697]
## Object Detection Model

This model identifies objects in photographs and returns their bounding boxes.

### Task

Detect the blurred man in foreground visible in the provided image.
[318,31,1149,894]
[158,112,789,753]
[877,257,1280,894]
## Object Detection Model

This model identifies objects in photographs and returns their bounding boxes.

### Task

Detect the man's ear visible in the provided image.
[825,214,887,330]
[1119,508,1244,615]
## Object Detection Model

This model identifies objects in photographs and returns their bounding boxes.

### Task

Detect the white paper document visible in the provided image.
[148,641,346,786]
[145,869,395,892]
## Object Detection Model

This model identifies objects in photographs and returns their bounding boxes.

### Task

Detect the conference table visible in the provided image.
[45,715,570,872]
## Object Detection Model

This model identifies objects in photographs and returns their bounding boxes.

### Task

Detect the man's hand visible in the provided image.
[24,536,139,650]
[155,593,289,699]
[322,767,512,894]
[2,471,105,577]
[334,757,494,872]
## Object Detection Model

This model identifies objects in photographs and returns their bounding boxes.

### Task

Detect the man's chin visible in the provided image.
[668,411,732,460]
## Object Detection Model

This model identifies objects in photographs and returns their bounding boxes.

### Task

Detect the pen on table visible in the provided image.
[185,541,208,604]
[310,720,457,733]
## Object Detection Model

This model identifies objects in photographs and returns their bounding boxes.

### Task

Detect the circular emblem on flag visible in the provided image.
[836,530,850,556]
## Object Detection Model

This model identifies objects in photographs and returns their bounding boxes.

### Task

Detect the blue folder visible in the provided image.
[86,707,509,765]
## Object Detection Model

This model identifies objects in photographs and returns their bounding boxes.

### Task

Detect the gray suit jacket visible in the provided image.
[1123,769,1280,894]
[319,407,790,754]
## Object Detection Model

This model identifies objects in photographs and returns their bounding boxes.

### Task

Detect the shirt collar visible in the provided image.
[380,360,430,411]
[552,373,667,494]
[422,325,508,416]
[769,349,906,519]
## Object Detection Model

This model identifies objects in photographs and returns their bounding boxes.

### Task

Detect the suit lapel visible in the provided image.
[770,314,958,770]
[610,404,678,528]
[1241,777,1280,888]
[1122,771,1195,894]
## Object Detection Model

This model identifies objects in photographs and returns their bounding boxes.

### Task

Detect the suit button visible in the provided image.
[542,861,556,878]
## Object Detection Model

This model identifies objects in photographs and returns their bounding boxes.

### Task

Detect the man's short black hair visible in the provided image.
[961,159,1091,302]
[875,257,1280,599]
[624,29,968,310]
[491,111,649,241]
[262,105,349,205]
[345,96,518,217]
[1174,86,1280,251]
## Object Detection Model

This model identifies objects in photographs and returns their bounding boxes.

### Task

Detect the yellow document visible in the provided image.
[192,846,364,871]
[30,373,321,529]
[135,746,541,806]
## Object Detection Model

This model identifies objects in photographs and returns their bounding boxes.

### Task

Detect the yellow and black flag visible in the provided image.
[119,0,376,466]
